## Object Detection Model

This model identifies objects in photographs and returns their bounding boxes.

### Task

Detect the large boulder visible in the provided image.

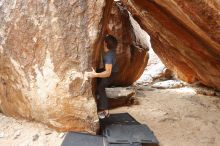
[104,2,149,86]
[122,0,220,90]
[0,0,149,133]
[0,0,113,133]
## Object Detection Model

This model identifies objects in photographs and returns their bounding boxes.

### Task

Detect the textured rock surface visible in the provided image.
[0,0,111,133]
[106,87,135,99]
[0,0,149,133]
[106,87,136,109]
[151,80,185,89]
[94,2,149,86]
[122,0,220,90]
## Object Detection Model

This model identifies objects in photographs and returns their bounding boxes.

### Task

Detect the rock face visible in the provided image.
[0,0,149,133]
[122,0,220,90]
[106,87,136,109]
[0,0,112,133]
[102,2,149,86]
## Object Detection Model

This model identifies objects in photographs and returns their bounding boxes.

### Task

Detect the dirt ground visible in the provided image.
[0,114,64,146]
[112,86,220,146]
[0,86,220,146]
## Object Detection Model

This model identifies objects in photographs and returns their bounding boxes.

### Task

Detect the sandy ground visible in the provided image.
[112,86,220,146]
[0,115,64,146]
[0,86,220,146]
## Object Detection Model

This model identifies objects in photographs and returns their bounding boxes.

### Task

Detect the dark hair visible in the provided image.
[104,35,118,50]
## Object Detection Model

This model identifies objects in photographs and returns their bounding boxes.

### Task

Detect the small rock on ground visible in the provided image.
[151,80,185,89]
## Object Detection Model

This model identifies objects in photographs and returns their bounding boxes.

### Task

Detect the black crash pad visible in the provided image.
[108,143,142,146]
[100,113,140,129]
[103,124,159,145]
[61,132,142,146]
[61,132,104,146]
[61,113,159,146]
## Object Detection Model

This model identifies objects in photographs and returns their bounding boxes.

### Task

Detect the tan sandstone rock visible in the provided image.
[102,2,149,86]
[0,0,149,133]
[122,0,220,90]
[0,0,114,133]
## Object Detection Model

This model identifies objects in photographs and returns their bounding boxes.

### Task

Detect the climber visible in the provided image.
[87,34,118,119]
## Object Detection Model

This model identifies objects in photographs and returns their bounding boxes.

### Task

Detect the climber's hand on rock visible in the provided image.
[85,68,97,78]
